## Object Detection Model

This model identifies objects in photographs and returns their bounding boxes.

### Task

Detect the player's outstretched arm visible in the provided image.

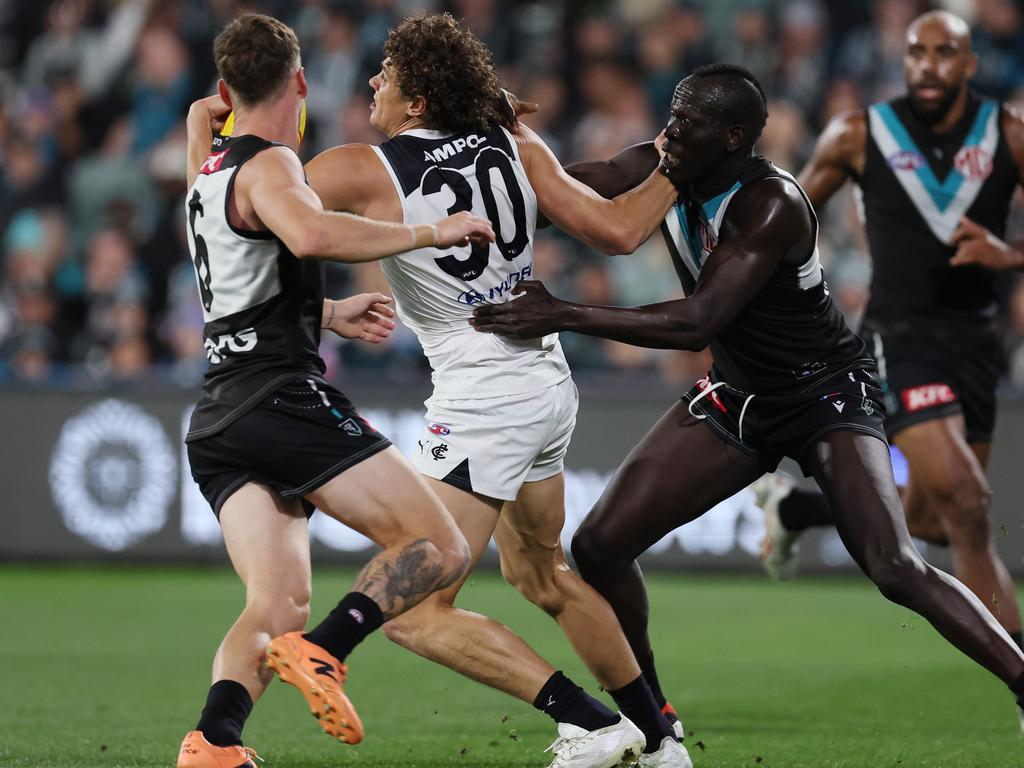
[240,148,494,263]
[797,110,866,210]
[517,124,676,254]
[471,179,810,350]
[562,141,660,199]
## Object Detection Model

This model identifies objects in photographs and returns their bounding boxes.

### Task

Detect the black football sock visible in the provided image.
[1010,669,1024,709]
[1010,634,1024,709]
[303,592,384,663]
[777,489,833,532]
[196,680,252,747]
[1010,631,1023,653]
[609,675,676,753]
[637,652,668,709]
[534,671,619,731]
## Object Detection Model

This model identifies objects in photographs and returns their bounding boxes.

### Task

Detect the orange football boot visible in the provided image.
[176,731,259,767]
[265,631,364,744]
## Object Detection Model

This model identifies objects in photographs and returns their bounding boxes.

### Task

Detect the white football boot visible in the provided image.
[638,737,693,768]
[755,472,801,581]
[544,714,645,768]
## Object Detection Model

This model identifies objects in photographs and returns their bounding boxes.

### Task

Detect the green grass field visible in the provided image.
[1,566,1021,768]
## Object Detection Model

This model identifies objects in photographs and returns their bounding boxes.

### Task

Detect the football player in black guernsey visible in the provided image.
[176,13,493,768]
[470,63,1024,738]
[755,11,1024,687]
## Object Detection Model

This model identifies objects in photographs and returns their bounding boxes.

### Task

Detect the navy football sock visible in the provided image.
[534,671,619,731]
[609,675,676,753]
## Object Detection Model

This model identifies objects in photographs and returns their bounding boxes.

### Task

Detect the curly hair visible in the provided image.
[383,13,503,134]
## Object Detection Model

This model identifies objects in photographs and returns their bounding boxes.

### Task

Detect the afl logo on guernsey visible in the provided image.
[954,146,993,181]
[887,151,925,171]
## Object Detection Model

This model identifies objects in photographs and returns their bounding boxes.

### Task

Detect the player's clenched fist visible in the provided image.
[434,211,495,248]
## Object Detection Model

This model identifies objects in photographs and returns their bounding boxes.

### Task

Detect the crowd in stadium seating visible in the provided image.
[2,0,1024,390]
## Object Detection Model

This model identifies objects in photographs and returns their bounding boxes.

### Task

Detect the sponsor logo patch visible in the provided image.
[902,383,956,413]
[887,151,926,171]
[340,418,363,437]
[428,422,451,436]
[954,146,993,181]
[199,150,228,175]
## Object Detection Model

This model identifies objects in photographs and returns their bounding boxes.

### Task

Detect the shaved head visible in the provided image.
[907,10,972,54]
[903,10,976,126]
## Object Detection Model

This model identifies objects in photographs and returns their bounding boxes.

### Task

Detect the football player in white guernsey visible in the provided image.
[177,14,497,768]
[306,13,687,768]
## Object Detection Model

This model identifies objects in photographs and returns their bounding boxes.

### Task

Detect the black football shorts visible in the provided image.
[863,323,1005,444]
[187,379,391,517]
[682,364,888,476]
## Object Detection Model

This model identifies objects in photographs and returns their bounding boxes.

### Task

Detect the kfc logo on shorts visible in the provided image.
[954,146,993,181]
[902,383,957,413]
[888,151,925,171]
[428,422,451,436]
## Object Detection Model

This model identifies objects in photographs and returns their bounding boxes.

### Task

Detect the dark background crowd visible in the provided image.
[3,0,1024,392]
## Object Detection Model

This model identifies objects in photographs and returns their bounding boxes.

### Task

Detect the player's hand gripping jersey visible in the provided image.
[373,124,570,399]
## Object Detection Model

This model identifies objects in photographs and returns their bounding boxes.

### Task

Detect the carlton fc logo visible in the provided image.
[954,146,993,181]
[888,151,925,171]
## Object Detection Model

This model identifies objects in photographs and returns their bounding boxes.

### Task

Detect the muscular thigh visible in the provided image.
[894,414,988,506]
[494,473,567,568]
[416,478,502,606]
[307,446,460,548]
[580,400,764,560]
[219,482,311,603]
[805,431,912,570]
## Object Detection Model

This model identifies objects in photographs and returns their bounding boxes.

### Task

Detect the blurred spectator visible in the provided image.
[971,0,1024,100]
[835,0,921,104]
[1,0,1024,396]
[305,6,361,153]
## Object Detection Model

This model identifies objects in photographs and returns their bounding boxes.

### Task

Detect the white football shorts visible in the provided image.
[411,376,578,501]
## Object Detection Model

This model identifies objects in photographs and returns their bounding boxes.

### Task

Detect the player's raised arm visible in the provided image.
[239,147,494,263]
[472,178,811,350]
[797,110,866,210]
[562,141,661,199]
[185,95,232,187]
[516,124,676,254]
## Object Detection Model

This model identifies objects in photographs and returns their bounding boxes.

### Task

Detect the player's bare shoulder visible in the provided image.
[306,143,398,218]
[724,176,813,243]
[998,102,1024,178]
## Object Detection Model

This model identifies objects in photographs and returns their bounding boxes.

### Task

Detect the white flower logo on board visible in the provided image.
[49,399,175,551]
